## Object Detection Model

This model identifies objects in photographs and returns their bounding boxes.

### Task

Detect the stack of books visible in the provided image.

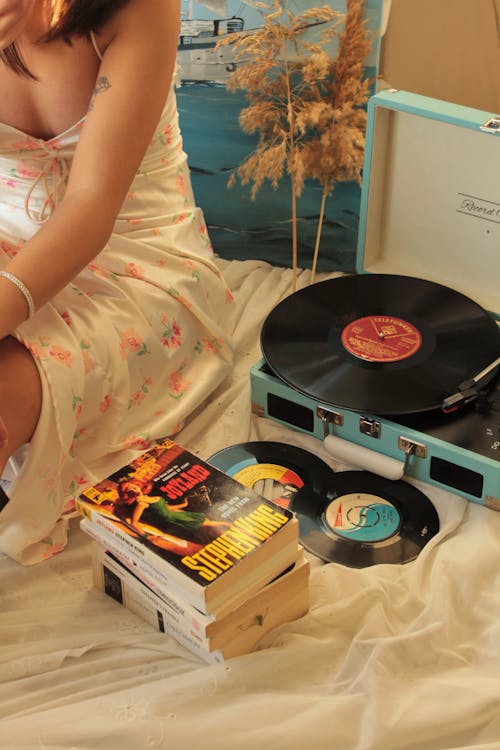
[76,438,309,663]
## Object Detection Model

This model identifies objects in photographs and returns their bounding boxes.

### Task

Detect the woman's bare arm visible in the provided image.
[0,0,180,338]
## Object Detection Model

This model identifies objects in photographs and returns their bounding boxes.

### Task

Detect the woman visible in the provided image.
[0,1,234,564]
[115,478,231,538]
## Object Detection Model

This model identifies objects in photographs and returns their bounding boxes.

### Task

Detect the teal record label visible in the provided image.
[324,493,401,542]
[290,470,440,567]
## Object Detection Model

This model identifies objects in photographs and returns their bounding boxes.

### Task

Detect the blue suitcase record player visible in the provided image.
[251,89,500,509]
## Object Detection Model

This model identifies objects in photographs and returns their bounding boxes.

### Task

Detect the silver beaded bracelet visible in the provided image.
[0,271,35,318]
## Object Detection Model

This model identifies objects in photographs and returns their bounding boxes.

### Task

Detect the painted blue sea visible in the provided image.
[177,82,361,272]
[176,0,383,271]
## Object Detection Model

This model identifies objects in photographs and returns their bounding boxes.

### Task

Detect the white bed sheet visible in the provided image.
[1,259,499,750]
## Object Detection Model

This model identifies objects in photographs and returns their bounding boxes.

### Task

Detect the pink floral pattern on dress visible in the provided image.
[159,124,173,147]
[160,316,182,348]
[119,328,148,359]
[11,137,42,151]
[0,84,233,565]
[124,261,145,279]
[168,360,190,399]
[1,177,17,188]
[71,427,86,446]
[49,344,72,367]
[87,260,117,280]
[12,162,40,179]
[121,433,152,451]
[25,337,48,360]
[80,340,95,373]
[129,377,154,409]
[99,394,112,413]
[194,336,224,355]
[130,390,145,407]
[40,540,66,560]
[72,394,83,418]
[175,169,188,200]
[68,475,90,495]
[166,286,193,311]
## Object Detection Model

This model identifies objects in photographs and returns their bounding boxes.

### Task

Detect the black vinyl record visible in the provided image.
[261,274,500,415]
[207,441,336,510]
[291,470,440,567]
[208,442,439,568]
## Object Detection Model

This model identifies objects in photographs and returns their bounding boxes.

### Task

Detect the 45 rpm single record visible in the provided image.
[261,273,500,415]
[207,441,336,509]
[291,470,440,567]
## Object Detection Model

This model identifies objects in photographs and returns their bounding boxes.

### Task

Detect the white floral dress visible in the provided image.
[0,84,234,564]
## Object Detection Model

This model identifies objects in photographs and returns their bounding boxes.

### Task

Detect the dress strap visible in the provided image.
[89,30,103,62]
[24,156,70,224]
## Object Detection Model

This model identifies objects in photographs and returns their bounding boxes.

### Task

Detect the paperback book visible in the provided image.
[77,438,299,616]
[91,541,310,662]
[81,515,300,622]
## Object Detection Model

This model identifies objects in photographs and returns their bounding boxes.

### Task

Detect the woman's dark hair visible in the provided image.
[1,0,130,78]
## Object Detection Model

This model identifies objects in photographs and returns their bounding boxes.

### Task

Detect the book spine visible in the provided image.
[77,507,207,613]
[89,536,214,637]
[92,551,224,665]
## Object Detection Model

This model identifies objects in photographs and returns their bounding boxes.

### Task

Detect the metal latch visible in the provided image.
[480,117,500,134]
[359,417,381,439]
[317,406,344,439]
[398,437,428,474]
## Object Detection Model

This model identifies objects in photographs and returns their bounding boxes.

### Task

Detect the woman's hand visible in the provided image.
[0,0,35,48]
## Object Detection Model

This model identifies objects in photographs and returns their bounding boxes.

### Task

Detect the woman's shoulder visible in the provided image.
[90,0,178,58]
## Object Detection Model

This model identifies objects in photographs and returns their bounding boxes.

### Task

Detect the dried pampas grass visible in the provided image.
[218,0,375,287]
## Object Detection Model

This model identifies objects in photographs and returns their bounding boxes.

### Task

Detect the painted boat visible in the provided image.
[178,1,254,83]
[177,0,327,84]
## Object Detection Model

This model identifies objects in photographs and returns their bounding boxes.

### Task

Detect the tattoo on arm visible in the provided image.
[88,76,112,112]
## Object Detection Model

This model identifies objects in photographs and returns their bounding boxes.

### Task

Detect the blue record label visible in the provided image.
[324,493,401,542]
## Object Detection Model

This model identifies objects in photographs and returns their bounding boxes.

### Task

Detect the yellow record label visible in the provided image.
[234,463,303,488]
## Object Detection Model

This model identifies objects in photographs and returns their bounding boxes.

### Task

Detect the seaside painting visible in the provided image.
[176,1,384,272]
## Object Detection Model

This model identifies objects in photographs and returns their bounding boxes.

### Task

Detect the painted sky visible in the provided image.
[185,1,384,65]
[187,1,383,26]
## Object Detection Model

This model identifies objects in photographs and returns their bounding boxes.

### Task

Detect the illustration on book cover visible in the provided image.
[78,439,294,586]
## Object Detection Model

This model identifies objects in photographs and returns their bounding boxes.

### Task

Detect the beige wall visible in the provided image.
[379,0,500,113]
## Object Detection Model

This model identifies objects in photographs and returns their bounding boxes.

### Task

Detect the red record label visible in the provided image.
[341,315,422,362]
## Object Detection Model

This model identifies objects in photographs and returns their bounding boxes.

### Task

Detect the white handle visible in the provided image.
[324,434,404,481]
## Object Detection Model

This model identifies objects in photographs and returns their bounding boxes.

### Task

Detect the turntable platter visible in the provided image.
[260,274,500,416]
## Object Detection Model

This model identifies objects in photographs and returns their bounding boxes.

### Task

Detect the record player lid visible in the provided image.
[357,90,500,318]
